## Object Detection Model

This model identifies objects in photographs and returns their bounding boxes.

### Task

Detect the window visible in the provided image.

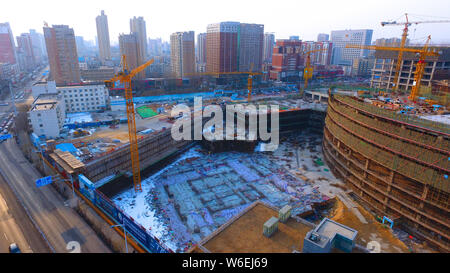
[39,124,43,127]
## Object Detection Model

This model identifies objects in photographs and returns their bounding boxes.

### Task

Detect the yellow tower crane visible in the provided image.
[346,35,440,101]
[105,55,154,192]
[380,13,450,90]
[303,48,328,90]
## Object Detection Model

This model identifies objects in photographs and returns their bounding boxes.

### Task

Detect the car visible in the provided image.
[8,243,21,253]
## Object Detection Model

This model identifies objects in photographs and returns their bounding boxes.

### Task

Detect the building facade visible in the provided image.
[16,33,36,70]
[301,41,333,66]
[263,33,275,64]
[370,47,450,91]
[96,10,112,63]
[196,33,206,65]
[206,22,240,73]
[330,29,373,66]
[44,25,80,85]
[270,39,304,81]
[28,93,66,138]
[238,23,264,72]
[170,31,195,78]
[119,33,142,79]
[317,33,329,42]
[58,83,109,113]
[352,57,375,77]
[130,16,148,62]
[0,22,17,64]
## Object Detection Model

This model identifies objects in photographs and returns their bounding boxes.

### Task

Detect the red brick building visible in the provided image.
[269,39,304,81]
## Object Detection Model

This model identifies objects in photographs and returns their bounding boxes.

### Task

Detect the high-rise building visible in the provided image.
[96,10,111,63]
[375,37,409,47]
[206,21,264,73]
[196,33,206,64]
[119,33,143,79]
[269,39,304,81]
[130,16,147,62]
[170,31,195,78]
[238,23,264,72]
[16,33,35,70]
[330,29,373,66]
[317,33,329,42]
[301,41,333,66]
[29,29,45,63]
[206,22,239,73]
[75,36,86,57]
[0,22,17,64]
[44,25,80,84]
[196,33,207,72]
[148,38,162,56]
[263,33,275,64]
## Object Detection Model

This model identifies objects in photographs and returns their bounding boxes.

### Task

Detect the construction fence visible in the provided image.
[78,174,172,253]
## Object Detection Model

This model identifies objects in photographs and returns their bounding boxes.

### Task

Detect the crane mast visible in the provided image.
[105,55,154,192]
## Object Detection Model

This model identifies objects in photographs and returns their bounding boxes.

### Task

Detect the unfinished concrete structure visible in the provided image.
[323,93,449,251]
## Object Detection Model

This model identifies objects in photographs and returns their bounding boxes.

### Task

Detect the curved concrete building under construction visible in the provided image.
[323,93,449,252]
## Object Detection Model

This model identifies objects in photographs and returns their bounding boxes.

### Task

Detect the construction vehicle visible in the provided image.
[186,65,262,101]
[345,35,440,101]
[380,13,450,90]
[105,55,154,192]
[303,48,328,90]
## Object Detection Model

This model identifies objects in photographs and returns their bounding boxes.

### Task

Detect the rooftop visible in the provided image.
[189,201,314,253]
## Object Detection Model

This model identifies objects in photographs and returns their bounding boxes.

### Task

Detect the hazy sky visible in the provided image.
[2,0,450,45]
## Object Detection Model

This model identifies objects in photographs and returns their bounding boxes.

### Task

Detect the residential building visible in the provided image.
[44,25,81,84]
[196,33,206,66]
[58,83,109,112]
[352,57,375,77]
[96,10,112,63]
[170,31,195,78]
[16,33,36,70]
[330,29,373,66]
[119,33,142,79]
[269,39,304,81]
[370,47,450,91]
[80,67,115,81]
[130,16,147,61]
[317,33,329,42]
[29,29,45,63]
[263,33,275,64]
[32,80,57,98]
[28,93,66,138]
[148,38,162,56]
[206,22,240,73]
[375,37,408,47]
[301,41,333,66]
[0,22,17,64]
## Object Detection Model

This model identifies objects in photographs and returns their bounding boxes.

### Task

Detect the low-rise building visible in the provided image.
[28,93,65,138]
[80,66,115,82]
[58,83,109,113]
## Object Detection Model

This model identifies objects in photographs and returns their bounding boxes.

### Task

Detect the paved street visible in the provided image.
[0,70,111,253]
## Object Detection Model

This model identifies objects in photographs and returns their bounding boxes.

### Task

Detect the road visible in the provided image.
[0,138,111,253]
[0,173,50,253]
[0,68,111,253]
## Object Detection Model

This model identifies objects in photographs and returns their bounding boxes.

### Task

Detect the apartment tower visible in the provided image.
[43,25,80,84]
[170,31,195,78]
[96,10,111,63]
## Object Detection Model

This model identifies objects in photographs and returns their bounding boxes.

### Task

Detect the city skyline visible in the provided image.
[1,0,450,46]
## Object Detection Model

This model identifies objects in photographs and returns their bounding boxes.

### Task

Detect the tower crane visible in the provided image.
[380,13,450,90]
[346,35,440,101]
[105,55,154,192]
[303,48,328,90]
